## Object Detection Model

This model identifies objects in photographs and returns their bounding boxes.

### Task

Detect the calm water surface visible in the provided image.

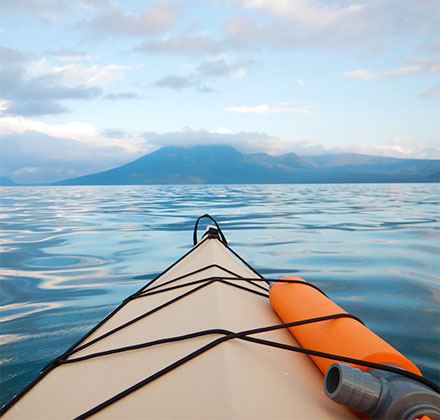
[0,184,439,406]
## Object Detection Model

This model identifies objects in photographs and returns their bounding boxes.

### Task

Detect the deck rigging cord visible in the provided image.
[72,263,439,419]
[1,214,438,419]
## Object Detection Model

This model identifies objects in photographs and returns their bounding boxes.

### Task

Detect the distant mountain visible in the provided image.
[305,153,440,182]
[0,176,18,186]
[54,145,440,185]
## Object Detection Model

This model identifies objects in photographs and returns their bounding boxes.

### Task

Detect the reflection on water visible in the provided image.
[0,302,62,323]
[0,184,439,406]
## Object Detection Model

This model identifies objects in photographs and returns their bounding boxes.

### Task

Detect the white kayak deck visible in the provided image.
[3,236,355,419]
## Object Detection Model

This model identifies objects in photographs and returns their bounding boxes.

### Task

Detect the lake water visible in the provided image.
[0,184,439,407]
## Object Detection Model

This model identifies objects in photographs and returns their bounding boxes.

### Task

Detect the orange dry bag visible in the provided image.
[269,276,421,376]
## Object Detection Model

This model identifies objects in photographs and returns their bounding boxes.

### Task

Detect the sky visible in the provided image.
[0,0,439,183]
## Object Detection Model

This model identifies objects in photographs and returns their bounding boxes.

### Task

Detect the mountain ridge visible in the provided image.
[53,145,440,185]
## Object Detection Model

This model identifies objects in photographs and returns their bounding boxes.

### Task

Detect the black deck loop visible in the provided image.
[193,214,228,246]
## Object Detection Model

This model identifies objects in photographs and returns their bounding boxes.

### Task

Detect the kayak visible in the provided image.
[1,215,439,419]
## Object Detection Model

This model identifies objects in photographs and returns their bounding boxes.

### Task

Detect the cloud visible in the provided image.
[222,0,440,52]
[0,46,28,64]
[81,2,181,39]
[0,67,102,116]
[141,128,440,159]
[239,0,363,28]
[335,138,440,159]
[222,3,365,50]
[0,113,149,182]
[135,35,222,55]
[195,55,254,79]
[225,104,313,116]
[0,115,98,143]
[343,70,379,81]
[29,58,133,86]
[152,55,254,91]
[417,41,440,56]
[54,54,93,62]
[153,74,193,90]
[1,0,118,20]
[296,78,304,86]
[142,128,289,155]
[344,57,440,80]
[105,92,140,100]
[1,0,69,20]
[0,131,145,184]
[0,100,9,113]
[215,127,231,134]
[77,0,118,11]
[139,128,339,156]
[0,54,135,116]
[43,48,95,62]
[419,84,440,99]
[0,114,145,153]
[0,63,102,116]
[102,128,130,138]
[6,101,69,116]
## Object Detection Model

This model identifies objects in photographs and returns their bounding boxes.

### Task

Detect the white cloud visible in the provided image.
[296,78,304,86]
[135,35,222,55]
[336,138,440,159]
[0,114,152,183]
[153,74,193,90]
[0,114,146,154]
[417,41,440,56]
[0,130,147,184]
[343,69,376,80]
[105,92,140,100]
[0,115,93,141]
[149,128,439,159]
[223,0,440,52]
[195,55,255,79]
[144,130,439,159]
[0,0,68,20]
[232,68,247,79]
[78,0,118,11]
[419,84,440,99]
[44,48,93,61]
[344,57,440,80]
[1,54,118,116]
[215,127,231,134]
[142,128,289,155]
[0,46,27,64]
[82,2,181,39]
[29,58,134,86]
[225,104,313,115]
[152,55,255,91]
[0,0,137,21]
[241,0,363,30]
[0,100,10,113]
[55,54,93,62]
[346,143,413,157]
